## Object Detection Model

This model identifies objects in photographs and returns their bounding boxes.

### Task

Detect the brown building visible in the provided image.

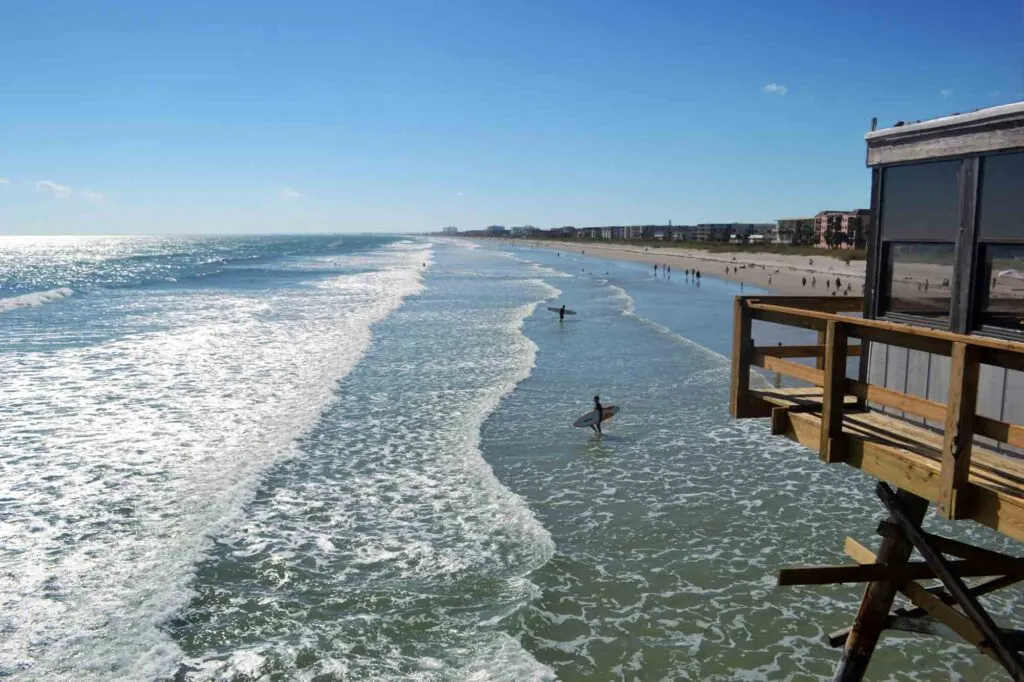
[815,209,871,249]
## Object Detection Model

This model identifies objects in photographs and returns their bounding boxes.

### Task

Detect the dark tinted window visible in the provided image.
[977,243,1024,332]
[880,161,960,241]
[882,242,955,321]
[978,152,1024,241]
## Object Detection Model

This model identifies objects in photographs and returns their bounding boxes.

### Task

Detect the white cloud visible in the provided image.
[80,189,105,203]
[940,88,953,98]
[762,83,788,96]
[279,187,301,200]
[36,180,75,199]
[0,178,9,185]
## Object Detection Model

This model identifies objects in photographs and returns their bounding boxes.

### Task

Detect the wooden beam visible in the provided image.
[749,306,828,332]
[843,533,1000,662]
[778,558,1024,586]
[877,521,1024,564]
[877,482,1024,680]
[759,356,825,386]
[844,537,876,565]
[770,407,790,435]
[821,320,849,462]
[833,488,929,682]
[940,342,980,520]
[845,380,946,422]
[899,580,994,656]
[730,297,753,418]
[752,344,862,361]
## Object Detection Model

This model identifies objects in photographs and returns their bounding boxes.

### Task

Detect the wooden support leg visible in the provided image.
[877,482,1024,680]
[730,297,753,418]
[832,488,929,682]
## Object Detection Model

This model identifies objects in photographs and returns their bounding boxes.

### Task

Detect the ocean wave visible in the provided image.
[0,287,74,313]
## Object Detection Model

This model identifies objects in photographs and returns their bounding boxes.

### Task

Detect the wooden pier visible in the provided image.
[730,295,1024,680]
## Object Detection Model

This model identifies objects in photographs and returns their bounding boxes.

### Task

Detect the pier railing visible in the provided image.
[730,295,1024,521]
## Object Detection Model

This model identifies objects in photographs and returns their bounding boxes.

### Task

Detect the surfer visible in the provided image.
[559,305,566,321]
[591,395,604,435]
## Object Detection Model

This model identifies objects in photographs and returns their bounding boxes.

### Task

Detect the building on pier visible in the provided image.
[730,102,1024,680]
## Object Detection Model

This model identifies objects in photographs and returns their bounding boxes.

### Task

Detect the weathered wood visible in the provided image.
[821,321,850,462]
[940,342,980,520]
[833,488,929,682]
[730,298,753,418]
[975,414,1024,450]
[899,580,993,655]
[770,407,790,435]
[867,121,1024,166]
[843,535,997,660]
[877,521,1024,564]
[828,576,1024,647]
[746,299,1024,358]
[778,557,1024,586]
[844,537,876,565]
[759,356,825,386]
[752,344,862,361]
[844,380,946,422]
[877,482,1024,680]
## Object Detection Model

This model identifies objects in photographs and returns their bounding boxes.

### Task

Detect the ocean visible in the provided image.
[0,235,1020,681]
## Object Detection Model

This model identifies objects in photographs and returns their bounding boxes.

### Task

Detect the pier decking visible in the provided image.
[731,295,1024,680]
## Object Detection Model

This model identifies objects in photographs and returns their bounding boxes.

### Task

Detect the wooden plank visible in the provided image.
[876,482,1024,680]
[845,380,946,422]
[749,306,828,332]
[975,415,1024,450]
[743,295,864,313]
[752,344,862,361]
[829,576,1023,648]
[730,297,753,418]
[833,488,929,682]
[851,326,952,358]
[759,356,825,386]
[899,580,991,652]
[940,342,980,520]
[876,521,1024,564]
[770,407,790,435]
[844,532,1000,661]
[844,536,876,565]
[821,320,849,462]
[777,557,1024,586]
[867,125,1024,166]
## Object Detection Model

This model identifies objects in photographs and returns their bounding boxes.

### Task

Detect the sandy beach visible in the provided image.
[525,240,867,296]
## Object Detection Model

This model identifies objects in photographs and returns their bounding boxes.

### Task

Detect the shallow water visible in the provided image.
[1,236,1020,680]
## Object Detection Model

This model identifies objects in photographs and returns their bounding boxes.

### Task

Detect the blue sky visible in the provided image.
[1,0,1021,234]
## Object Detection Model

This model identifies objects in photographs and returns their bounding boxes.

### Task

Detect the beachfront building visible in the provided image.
[442,226,458,234]
[774,217,816,245]
[694,224,732,242]
[815,210,870,249]
[729,102,1024,681]
[550,226,577,238]
[485,225,508,236]
[623,226,643,240]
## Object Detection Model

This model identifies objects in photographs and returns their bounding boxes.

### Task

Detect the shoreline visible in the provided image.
[511,239,867,297]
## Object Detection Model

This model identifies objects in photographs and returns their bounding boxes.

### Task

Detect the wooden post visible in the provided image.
[833,488,929,682]
[816,329,827,370]
[730,298,753,418]
[877,482,1024,680]
[940,341,980,520]
[820,320,849,462]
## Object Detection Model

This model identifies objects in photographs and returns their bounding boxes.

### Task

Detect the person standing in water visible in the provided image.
[559,304,566,321]
[591,395,604,435]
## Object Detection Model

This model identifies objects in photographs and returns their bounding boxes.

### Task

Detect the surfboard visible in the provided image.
[547,307,577,315]
[573,405,619,428]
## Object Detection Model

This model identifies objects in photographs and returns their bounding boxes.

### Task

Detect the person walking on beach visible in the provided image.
[802,276,807,287]
[591,395,604,435]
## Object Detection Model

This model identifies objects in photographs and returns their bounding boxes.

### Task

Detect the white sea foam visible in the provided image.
[167,244,557,681]
[0,242,431,680]
[0,286,74,313]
